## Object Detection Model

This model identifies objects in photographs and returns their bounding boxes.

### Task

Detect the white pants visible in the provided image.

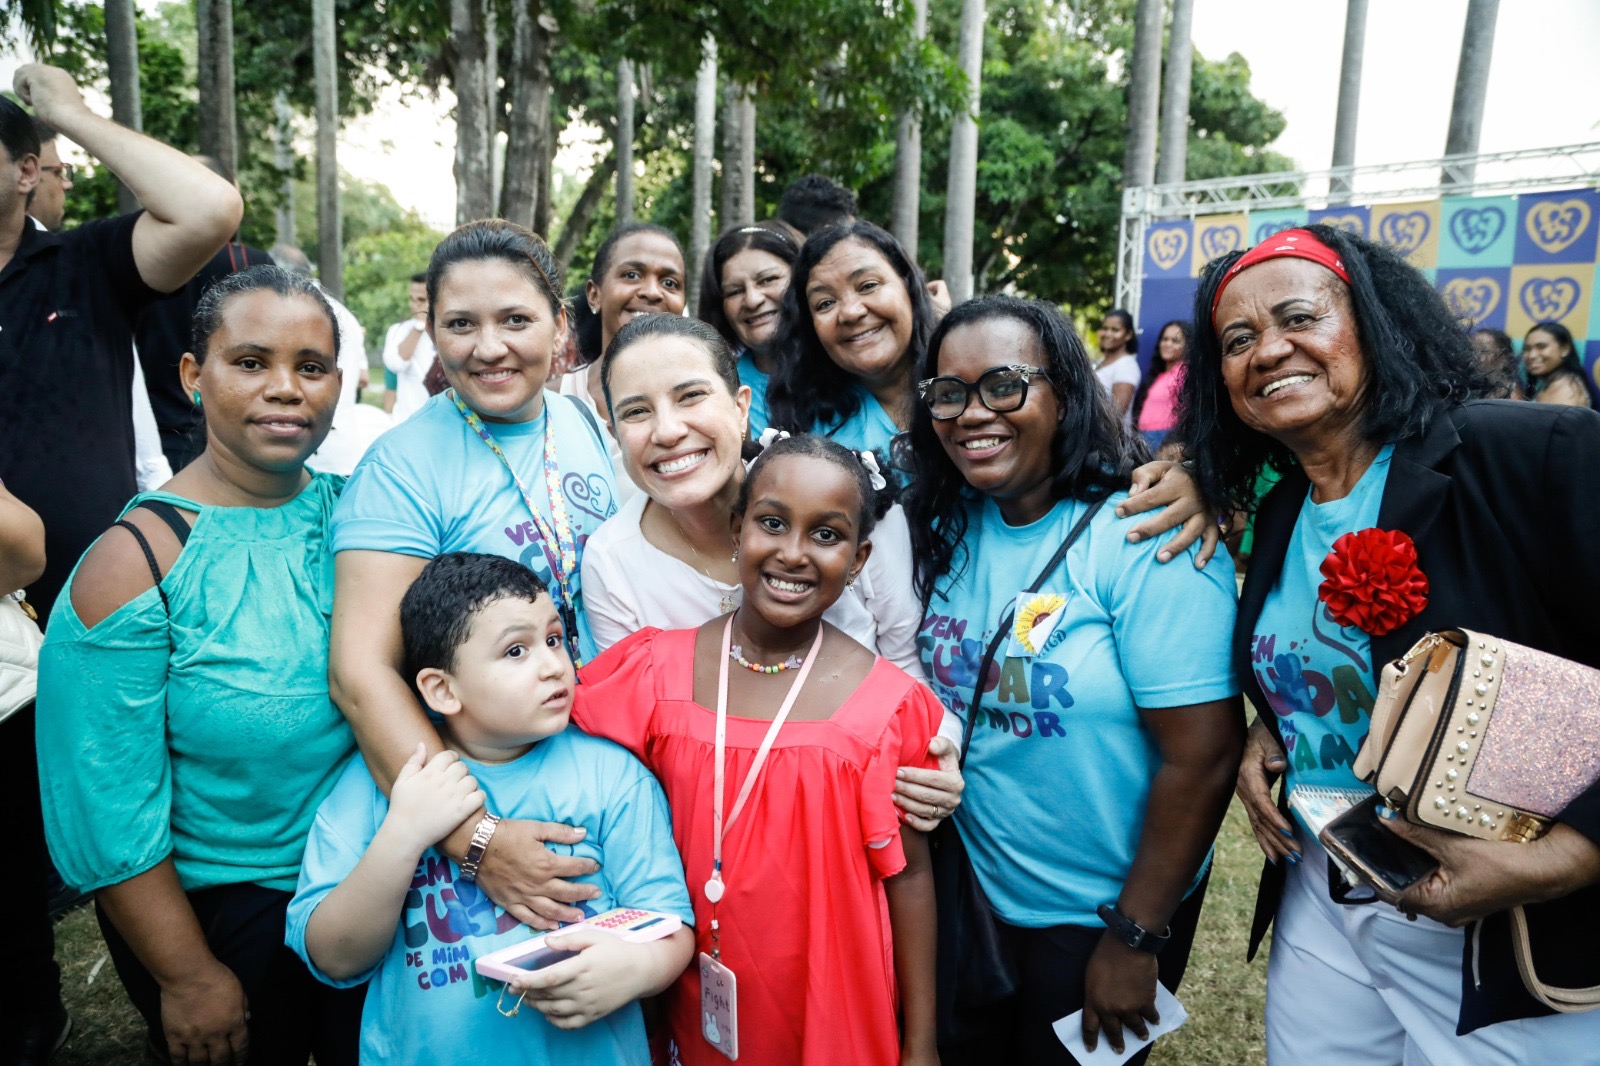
[1265,842,1600,1065]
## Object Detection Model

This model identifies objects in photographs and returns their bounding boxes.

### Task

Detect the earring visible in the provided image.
[846,572,858,588]
[731,549,739,564]
[192,389,202,407]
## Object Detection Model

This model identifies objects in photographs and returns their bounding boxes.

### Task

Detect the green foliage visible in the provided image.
[342,222,446,358]
[0,0,56,53]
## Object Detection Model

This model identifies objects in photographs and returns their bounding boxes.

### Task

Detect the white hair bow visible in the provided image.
[858,451,887,491]
[757,427,791,451]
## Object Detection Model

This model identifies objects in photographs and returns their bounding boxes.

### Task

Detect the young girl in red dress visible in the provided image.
[573,432,941,1066]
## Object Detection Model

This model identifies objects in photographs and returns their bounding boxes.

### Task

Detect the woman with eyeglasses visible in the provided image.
[907,295,1243,1064]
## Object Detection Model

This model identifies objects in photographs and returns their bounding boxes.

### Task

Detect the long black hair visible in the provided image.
[906,295,1140,607]
[1100,308,1138,357]
[1524,321,1600,408]
[766,221,937,434]
[1130,319,1191,428]
[1174,223,1495,515]
[696,222,799,352]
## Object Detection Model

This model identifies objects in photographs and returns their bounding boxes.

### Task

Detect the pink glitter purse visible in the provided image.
[1355,628,1600,844]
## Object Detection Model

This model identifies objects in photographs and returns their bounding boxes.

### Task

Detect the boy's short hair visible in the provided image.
[400,553,551,700]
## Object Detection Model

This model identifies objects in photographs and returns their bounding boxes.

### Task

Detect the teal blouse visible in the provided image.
[37,474,355,894]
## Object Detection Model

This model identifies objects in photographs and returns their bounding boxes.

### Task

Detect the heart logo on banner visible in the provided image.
[1526,200,1592,255]
[1519,277,1581,322]
[1378,212,1431,256]
[1199,225,1243,260]
[1148,227,1189,271]
[1253,220,1300,243]
[1317,213,1365,236]
[1441,277,1502,323]
[1448,207,1505,254]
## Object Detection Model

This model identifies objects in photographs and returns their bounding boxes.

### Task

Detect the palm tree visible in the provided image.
[105,0,142,212]
[891,0,928,253]
[943,0,984,304]
[1,0,56,55]
[196,0,237,181]
[689,36,717,309]
[1444,0,1500,187]
[312,0,341,296]
[615,57,634,226]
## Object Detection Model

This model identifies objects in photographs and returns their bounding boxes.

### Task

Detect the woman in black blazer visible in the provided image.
[1178,224,1600,1061]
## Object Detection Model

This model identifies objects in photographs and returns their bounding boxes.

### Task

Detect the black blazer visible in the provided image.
[1236,399,1600,1034]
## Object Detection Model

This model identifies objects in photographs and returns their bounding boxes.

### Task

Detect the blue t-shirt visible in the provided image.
[815,386,902,458]
[287,729,693,1066]
[1252,446,1394,795]
[332,391,617,661]
[917,493,1239,927]
[736,348,771,437]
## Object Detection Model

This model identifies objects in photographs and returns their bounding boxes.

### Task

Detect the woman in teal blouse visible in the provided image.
[36,266,361,1066]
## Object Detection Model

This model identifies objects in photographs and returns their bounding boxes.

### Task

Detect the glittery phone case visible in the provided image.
[1358,629,1600,842]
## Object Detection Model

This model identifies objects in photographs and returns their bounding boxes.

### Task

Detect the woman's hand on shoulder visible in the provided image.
[1237,717,1300,865]
[69,509,186,628]
[894,735,964,832]
[1383,818,1600,927]
[1117,460,1221,568]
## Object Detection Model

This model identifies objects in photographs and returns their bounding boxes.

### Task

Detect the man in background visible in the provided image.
[30,118,172,492]
[381,271,435,422]
[0,64,242,1065]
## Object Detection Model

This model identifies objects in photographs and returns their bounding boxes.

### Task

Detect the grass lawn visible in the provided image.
[53,799,1272,1064]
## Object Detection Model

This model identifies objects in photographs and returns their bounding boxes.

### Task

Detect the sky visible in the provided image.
[4,0,1598,231]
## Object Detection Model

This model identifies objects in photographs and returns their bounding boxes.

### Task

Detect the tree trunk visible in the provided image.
[312,0,340,297]
[451,0,493,224]
[615,57,634,226]
[104,0,142,213]
[891,0,928,254]
[1330,0,1367,198]
[1443,0,1499,188]
[688,37,718,311]
[533,129,554,238]
[736,89,755,226]
[943,0,984,304]
[500,2,554,229]
[485,0,499,214]
[1155,0,1193,186]
[274,90,295,246]
[1121,0,1161,193]
[195,0,237,181]
[553,151,617,267]
[720,82,740,224]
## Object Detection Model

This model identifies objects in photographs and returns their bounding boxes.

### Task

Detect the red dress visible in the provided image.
[573,627,942,1066]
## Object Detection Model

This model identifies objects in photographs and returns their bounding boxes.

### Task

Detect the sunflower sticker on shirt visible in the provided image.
[1007,591,1071,658]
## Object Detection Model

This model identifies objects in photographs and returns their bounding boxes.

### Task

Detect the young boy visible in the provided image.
[287,552,694,1064]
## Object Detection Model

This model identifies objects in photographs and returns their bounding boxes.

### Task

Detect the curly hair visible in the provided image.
[766,221,936,436]
[1175,224,1495,515]
[905,295,1141,606]
[734,432,895,542]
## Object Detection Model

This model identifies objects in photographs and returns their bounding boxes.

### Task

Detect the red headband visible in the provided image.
[1210,228,1352,325]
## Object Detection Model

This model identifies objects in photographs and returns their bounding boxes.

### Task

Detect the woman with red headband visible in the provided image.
[1177,225,1600,1059]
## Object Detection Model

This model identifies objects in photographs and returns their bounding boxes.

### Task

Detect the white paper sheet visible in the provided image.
[1052,981,1188,1065]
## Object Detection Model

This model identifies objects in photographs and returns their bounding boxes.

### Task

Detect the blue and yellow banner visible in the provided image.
[1136,186,1600,384]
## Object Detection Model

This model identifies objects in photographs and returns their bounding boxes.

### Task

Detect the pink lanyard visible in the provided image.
[705,615,825,906]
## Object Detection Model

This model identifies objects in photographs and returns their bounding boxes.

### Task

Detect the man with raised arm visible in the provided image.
[0,64,241,1065]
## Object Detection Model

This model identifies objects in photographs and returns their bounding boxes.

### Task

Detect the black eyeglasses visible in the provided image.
[41,163,75,182]
[916,364,1051,421]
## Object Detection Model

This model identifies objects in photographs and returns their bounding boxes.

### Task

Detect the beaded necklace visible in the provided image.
[449,389,583,663]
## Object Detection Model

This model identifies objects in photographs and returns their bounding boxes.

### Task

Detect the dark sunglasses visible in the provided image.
[916,364,1050,421]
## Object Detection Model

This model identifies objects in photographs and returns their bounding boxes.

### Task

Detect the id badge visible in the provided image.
[699,952,738,1060]
[1006,590,1071,659]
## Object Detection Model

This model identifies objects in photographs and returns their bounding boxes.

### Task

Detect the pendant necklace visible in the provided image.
[668,508,737,614]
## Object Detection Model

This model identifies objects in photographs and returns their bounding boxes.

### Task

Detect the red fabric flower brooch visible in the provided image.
[1317,528,1429,637]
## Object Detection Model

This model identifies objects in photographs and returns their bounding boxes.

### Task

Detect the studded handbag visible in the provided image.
[1354,628,1600,843]
[1353,628,1600,1013]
